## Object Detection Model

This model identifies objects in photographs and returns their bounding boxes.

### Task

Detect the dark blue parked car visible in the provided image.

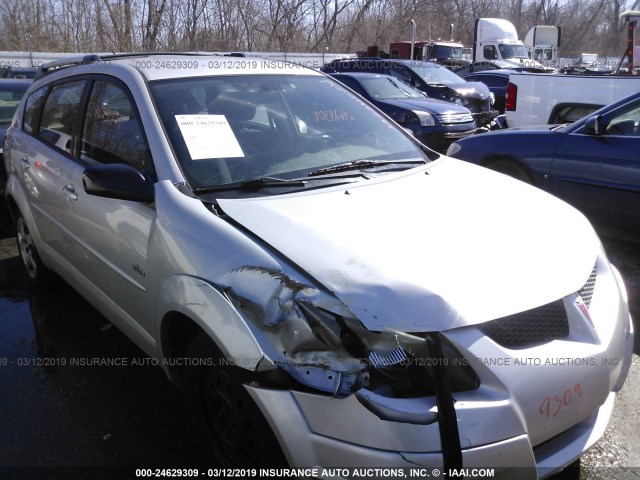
[330,72,477,152]
[446,91,640,239]
[322,58,497,128]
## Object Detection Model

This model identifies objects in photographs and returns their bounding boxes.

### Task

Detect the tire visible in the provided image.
[183,333,287,467]
[486,158,533,184]
[15,214,56,287]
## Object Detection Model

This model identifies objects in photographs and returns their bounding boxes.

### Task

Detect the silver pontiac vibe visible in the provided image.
[3,54,633,477]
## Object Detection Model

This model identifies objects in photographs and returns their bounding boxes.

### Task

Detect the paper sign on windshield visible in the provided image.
[175,115,244,159]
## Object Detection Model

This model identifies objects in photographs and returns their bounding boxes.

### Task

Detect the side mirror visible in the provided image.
[83,163,154,203]
[584,115,605,135]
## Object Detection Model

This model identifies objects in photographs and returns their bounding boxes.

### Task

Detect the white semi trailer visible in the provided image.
[523,25,561,64]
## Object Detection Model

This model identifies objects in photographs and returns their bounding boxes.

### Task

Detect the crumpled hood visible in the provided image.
[440,81,491,101]
[218,158,599,332]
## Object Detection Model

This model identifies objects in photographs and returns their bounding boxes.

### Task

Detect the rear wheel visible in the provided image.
[183,333,287,467]
[486,158,533,184]
[16,215,56,287]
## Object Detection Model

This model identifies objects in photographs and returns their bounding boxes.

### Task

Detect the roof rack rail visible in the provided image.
[213,52,246,57]
[96,51,211,61]
[32,51,236,80]
[35,54,102,80]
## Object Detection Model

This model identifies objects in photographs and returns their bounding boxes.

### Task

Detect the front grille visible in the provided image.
[579,265,597,307]
[478,265,597,349]
[436,113,474,124]
[478,300,569,349]
[443,129,476,139]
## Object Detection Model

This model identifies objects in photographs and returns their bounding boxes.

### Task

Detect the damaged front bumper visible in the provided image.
[243,300,633,479]
[246,380,619,480]
[218,246,632,478]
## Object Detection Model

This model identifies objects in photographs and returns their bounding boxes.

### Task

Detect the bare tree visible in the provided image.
[0,0,633,58]
[141,0,167,50]
[102,0,134,50]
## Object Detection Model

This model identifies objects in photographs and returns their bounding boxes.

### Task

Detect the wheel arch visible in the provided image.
[156,275,265,387]
[5,173,35,225]
[5,191,20,223]
[480,154,536,185]
[160,311,205,388]
[548,103,603,124]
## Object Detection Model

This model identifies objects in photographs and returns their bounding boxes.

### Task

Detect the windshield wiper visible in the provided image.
[308,159,427,176]
[193,176,307,194]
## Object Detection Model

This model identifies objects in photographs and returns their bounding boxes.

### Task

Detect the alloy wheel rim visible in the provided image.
[17,220,38,279]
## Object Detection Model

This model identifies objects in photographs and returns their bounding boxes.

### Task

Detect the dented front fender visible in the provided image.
[155,274,265,370]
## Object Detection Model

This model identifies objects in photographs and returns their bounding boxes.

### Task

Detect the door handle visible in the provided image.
[63,185,78,201]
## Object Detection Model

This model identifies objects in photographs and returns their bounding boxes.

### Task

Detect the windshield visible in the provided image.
[430,45,464,60]
[151,75,429,190]
[404,61,463,85]
[358,76,427,100]
[499,44,529,60]
[0,83,29,123]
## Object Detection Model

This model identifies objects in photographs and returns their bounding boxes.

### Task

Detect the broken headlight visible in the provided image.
[221,264,478,399]
[292,301,479,399]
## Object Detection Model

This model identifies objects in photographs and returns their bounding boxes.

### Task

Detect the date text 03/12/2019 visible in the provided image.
[135,467,497,478]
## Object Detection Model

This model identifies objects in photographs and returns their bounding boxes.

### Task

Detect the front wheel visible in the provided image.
[183,333,287,467]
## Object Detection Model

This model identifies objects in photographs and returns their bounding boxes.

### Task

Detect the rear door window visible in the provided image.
[38,80,87,155]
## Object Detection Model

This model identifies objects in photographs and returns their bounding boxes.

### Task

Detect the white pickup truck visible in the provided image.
[504,72,640,127]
